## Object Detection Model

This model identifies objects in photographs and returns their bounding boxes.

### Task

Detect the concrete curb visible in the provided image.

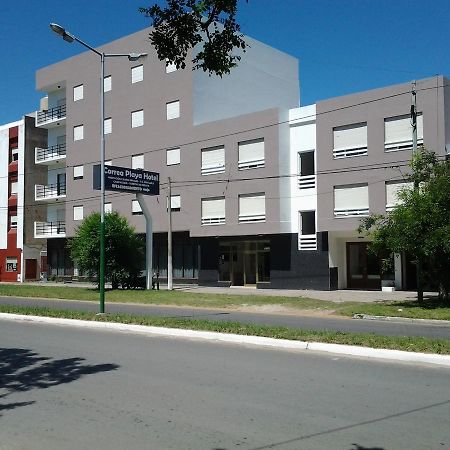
[353,313,450,326]
[2,312,450,367]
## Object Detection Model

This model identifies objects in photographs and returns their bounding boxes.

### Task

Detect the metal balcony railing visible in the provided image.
[35,183,66,201]
[34,221,66,238]
[35,143,66,163]
[298,174,316,190]
[298,234,317,250]
[36,104,66,125]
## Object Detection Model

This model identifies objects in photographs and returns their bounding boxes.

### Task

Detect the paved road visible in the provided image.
[1,296,450,340]
[1,319,449,450]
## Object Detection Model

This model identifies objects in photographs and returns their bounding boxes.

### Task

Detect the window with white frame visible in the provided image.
[131,110,144,128]
[238,138,265,170]
[201,145,225,175]
[169,195,181,211]
[334,184,369,217]
[201,197,225,225]
[73,205,84,221]
[386,181,413,211]
[104,117,112,135]
[298,211,316,250]
[333,123,367,159]
[73,84,83,102]
[11,148,19,162]
[166,60,177,73]
[166,148,180,166]
[104,203,112,213]
[74,124,84,141]
[132,199,143,215]
[6,257,17,272]
[10,181,18,195]
[384,114,423,151]
[10,215,18,229]
[73,165,84,180]
[104,75,112,92]
[297,151,315,189]
[166,100,180,120]
[132,154,144,170]
[239,193,266,223]
[131,65,144,83]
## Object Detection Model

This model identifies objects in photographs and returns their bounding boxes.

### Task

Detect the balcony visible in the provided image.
[34,221,66,238]
[298,234,317,251]
[36,104,66,128]
[297,174,316,190]
[35,143,66,165]
[35,183,66,202]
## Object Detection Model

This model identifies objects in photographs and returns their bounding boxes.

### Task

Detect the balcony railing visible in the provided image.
[35,183,66,201]
[298,174,316,190]
[35,143,66,164]
[334,207,369,218]
[34,221,66,238]
[36,104,66,126]
[298,234,317,250]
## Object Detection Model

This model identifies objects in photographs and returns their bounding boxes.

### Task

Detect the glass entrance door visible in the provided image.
[244,251,257,285]
[347,242,381,290]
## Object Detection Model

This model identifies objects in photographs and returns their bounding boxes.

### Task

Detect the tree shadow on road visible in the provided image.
[0,348,119,416]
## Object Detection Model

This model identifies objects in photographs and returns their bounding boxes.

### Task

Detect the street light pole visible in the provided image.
[50,23,146,313]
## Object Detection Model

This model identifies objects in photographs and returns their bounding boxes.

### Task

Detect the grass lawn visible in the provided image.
[1,304,449,355]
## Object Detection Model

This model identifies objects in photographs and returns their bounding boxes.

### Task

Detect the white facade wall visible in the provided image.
[0,126,10,249]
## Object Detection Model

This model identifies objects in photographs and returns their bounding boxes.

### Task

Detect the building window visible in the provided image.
[386,181,413,211]
[10,215,18,230]
[334,184,369,217]
[298,211,317,250]
[104,118,112,135]
[73,84,84,101]
[11,148,19,162]
[73,205,84,221]
[238,138,265,170]
[166,60,177,73]
[104,203,112,213]
[201,197,225,225]
[297,151,316,189]
[132,154,144,170]
[166,148,180,166]
[132,199,143,215]
[201,145,225,175]
[6,257,18,272]
[239,193,265,223]
[74,124,84,141]
[131,110,144,128]
[73,165,84,180]
[131,65,144,84]
[104,75,112,92]
[385,114,423,152]
[333,123,367,159]
[10,181,18,195]
[166,100,180,120]
[169,195,181,211]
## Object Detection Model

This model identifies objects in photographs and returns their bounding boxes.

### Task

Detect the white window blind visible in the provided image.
[73,205,84,221]
[166,148,180,165]
[166,100,180,120]
[170,195,181,210]
[166,60,177,73]
[104,118,112,135]
[131,65,144,83]
[131,110,144,128]
[74,125,84,141]
[238,138,265,169]
[334,184,369,217]
[132,199,143,214]
[6,257,17,272]
[10,182,18,195]
[132,154,144,170]
[10,216,18,229]
[333,123,367,158]
[201,146,225,175]
[73,165,84,179]
[239,193,266,223]
[11,148,19,161]
[104,75,112,92]
[73,84,83,101]
[201,197,225,225]
[386,181,413,211]
[385,114,423,151]
[104,203,112,213]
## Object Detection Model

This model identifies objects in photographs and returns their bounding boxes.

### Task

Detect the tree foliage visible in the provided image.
[139,0,248,77]
[68,211,144,289]
[359,149,450,302]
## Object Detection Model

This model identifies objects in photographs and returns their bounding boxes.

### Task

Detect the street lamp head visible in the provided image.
[49,22,74,43]
[128,52,148,62]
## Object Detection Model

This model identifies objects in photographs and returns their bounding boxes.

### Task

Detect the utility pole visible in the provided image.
[167,177,173,290]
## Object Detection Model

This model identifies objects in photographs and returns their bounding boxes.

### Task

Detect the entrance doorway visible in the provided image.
[346,242,381,290]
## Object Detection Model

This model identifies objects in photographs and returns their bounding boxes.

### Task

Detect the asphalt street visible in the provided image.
[1,295,450,340]
[1,319,449,450]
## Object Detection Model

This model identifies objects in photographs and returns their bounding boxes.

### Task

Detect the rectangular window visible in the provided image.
[10,182,18,195]
[385,114,423,151]
[11,148,19,162]
[239,193,266,223]
[166,60,177,73]
[334,184,369,217]
[297,151,316,189]
[170,195,181,211]
[238,138,265,170]
[131,110,144,128]
[131,65,144,83]
[74,124,84,141]
[333,123,368,159]
[73,165,84,180]
[73,205,84,221]
[104,118,112,135]
[201,197,225,225]
[166,100,180,120]
[6,257,17,272]
[166,148,180,166]
[298,211,317,250]
[201,145,225,175]
[73,84,84,101]
[10,215,18,229]
[132,199,143,215]
[132,154,144,170]
[104,203,112,213]
[104,75,112,92]
[386,181,413,211]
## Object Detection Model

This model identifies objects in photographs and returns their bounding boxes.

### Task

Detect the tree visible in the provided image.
[139,0,248,76]
[359,149,450,303]
[68,211,144,289]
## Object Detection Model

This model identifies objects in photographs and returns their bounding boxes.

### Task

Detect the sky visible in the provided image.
[1,0,450,124]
